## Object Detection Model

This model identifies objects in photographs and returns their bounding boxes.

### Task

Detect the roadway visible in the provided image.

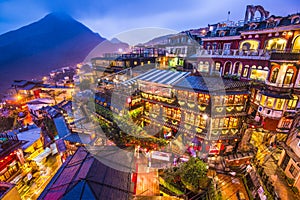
[19,154,62,200]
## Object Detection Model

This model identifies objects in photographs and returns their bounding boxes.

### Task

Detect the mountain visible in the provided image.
[143,34,174,46]
[84,38,130,61]
[0,12,105,95]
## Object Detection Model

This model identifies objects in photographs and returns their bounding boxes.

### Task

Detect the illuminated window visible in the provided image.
[243,65,249,77]
[275,99,285,110]
[212,119,219,129]
[287,96,298,110]
[283,68,294,85]
[293,35,300,52]
[266,97,275,108]
[223,118,229,128]
[260,95,266,106]
[255,93,262,104]
[250,69,268,81]
[215,63,221,71]
[239,40,259,51]
[270,68,279,83]
[265,38,287,51]
[198,61,209,72]
[234,95,243,104]
[225,95,234,104]
[233,62,242,75]
[214,96,223,105]
[219,118,224,127]
[148,61,151,64]
[188,92,196,101]
[232,118,238,127]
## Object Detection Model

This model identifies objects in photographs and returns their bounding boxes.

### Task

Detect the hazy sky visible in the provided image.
[0,0,299,44]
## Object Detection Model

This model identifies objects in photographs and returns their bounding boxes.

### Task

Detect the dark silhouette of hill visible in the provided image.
[0,12,105,95]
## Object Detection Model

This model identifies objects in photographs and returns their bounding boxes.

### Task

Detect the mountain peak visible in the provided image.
[44,12,73,21]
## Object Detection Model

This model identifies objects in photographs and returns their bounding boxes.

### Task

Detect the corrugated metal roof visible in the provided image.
[54,117,70,138]
[121,69,190,87]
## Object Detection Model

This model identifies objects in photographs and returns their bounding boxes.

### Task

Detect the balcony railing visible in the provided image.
[265,80,294,88]
[195,49,270,60]
[270,50,300,61]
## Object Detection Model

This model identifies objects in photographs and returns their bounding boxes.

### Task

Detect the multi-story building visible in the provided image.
[187,5,300,145]
[278,112,300,191]
[96,68,250,160]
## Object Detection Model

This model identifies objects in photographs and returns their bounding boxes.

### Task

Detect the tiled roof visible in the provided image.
[173,76,250,93]
[38,147,133,200]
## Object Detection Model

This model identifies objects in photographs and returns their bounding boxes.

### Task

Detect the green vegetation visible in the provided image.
[159,177,184,195]
[94,105,168,149]
[162,157,210,193]
[180,157,210,192]
[242,176,254,200]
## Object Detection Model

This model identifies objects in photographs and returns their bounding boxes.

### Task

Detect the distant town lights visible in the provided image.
[16,95,22,100]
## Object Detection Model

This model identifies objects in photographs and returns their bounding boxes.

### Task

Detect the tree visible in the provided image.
[163,157,210,193]
[179,157,210,192]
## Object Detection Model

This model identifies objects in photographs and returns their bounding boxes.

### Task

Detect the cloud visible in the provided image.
[0,0,299,37]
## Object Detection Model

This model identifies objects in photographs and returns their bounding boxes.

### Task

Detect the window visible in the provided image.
[255,93,262,104]
[239,40,259,51]
[225,95,234,104]
[243,66,249,77]
[287,96,298,110]
[275,99,285,110]
[198,61,209,72]
[250,69,269,81]
[281,154,290,170]
[289,164,299,177]
[234,95,243,104]
[265,38,287,51]
[270,68,279,83]
[260,95,267,106]
[284,68,294,85]
[215,63,221,71]
[214,96,223,106]
[280,119,292,129]
[266,97,275,108]
[293,35,300,52]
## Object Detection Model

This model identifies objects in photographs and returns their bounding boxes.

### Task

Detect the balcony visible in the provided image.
[270,50,300,61]
[195,49,270,60]
[265,80,294,89]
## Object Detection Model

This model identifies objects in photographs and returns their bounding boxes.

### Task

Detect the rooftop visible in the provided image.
[0,182,16,198]
[173,75,250,94]
[38,147,133,200]
[121,69,190,87]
